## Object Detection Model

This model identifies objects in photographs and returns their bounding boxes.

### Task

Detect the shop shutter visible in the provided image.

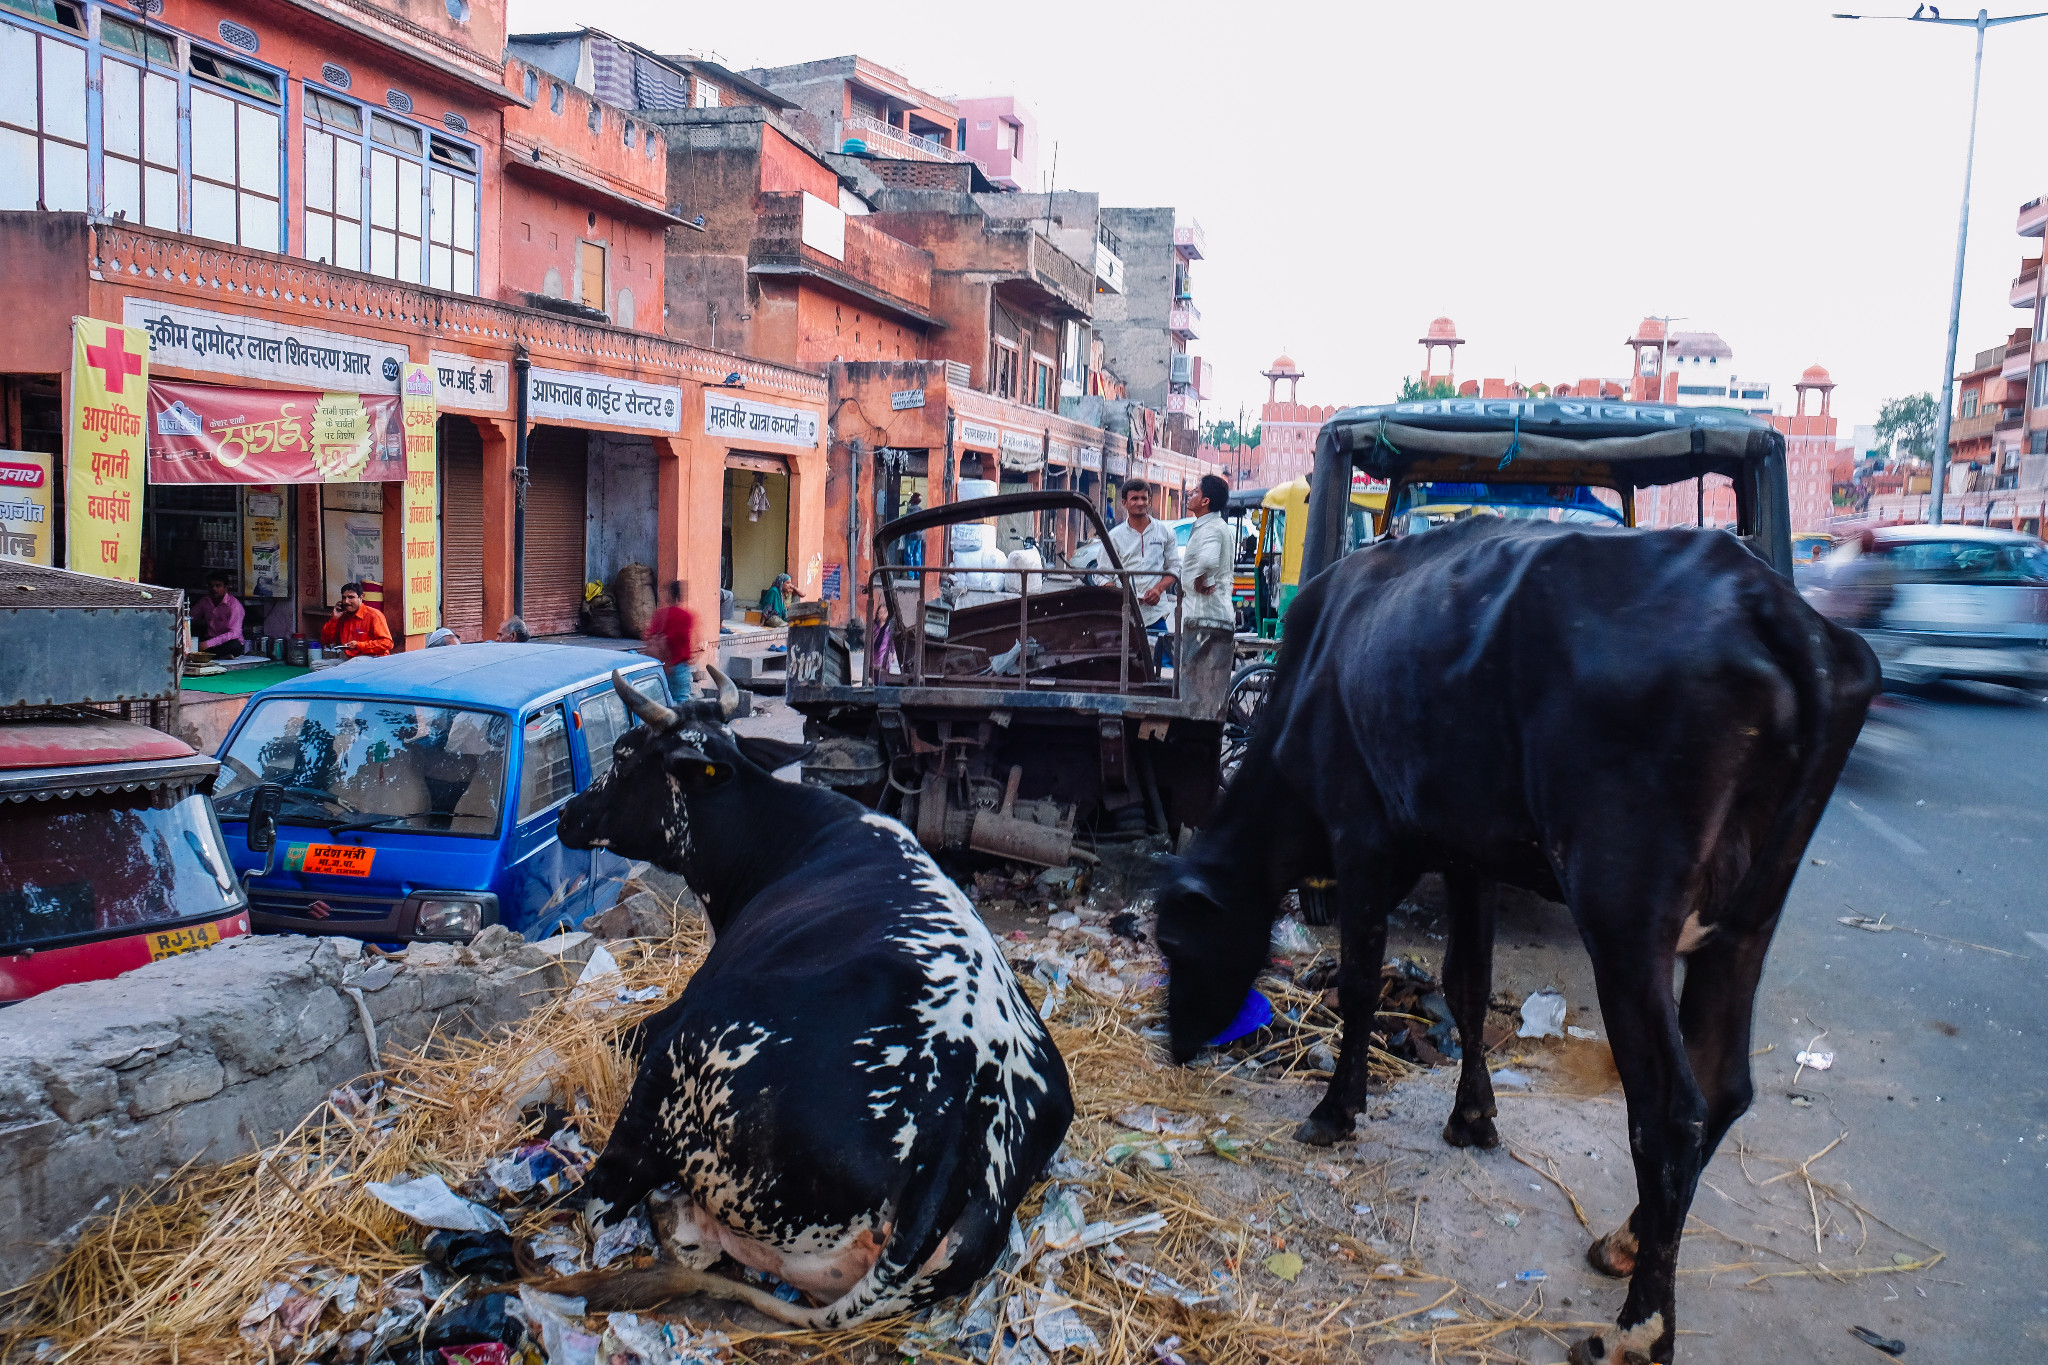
[522,425,588,637]
[439,416,485,641]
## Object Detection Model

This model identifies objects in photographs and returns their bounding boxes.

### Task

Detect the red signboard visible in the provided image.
[146,380,406,485]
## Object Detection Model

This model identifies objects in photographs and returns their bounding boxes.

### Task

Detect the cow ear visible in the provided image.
[735,736,815,775]
[664,745,735,791]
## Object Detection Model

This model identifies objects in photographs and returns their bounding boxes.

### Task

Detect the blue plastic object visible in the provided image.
[1207,989,1273,1046]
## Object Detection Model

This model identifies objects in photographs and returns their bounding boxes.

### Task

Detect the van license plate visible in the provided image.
[295,843,377,877]
[149,923,218,961]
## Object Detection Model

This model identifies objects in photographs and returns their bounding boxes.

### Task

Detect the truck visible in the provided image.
[786,490,1233,865]
[0,561,253,1002]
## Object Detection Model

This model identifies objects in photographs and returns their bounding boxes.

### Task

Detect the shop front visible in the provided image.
[704,388,825,628]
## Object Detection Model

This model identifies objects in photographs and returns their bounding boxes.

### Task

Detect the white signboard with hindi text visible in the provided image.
[528,367,682,433]
[430,351,510,414]
[704,393,819,448]
[124,299,408,394]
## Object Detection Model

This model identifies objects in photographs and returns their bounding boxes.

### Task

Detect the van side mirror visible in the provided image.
[247,782,285,854]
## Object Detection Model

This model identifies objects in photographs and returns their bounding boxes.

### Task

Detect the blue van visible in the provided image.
[212,644,671,941]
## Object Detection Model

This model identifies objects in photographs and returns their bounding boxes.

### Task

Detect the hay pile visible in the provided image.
[2,902,1606,1365]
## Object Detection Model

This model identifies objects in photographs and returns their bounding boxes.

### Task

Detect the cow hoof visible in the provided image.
[1441,1110,1499,1149]
[1292,1113,1350,1147]
[1585,1228,1637,1279]
[1565,1335,1654,1365]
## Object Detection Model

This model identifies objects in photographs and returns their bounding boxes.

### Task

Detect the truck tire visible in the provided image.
[1297,878,1336,926]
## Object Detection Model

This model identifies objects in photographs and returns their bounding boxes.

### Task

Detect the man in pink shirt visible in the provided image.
[190,572,246,656]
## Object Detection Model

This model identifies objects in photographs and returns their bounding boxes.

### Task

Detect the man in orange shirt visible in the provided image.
[321,583,394,658]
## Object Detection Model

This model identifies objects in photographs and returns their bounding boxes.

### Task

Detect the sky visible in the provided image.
[513,0,2048,437]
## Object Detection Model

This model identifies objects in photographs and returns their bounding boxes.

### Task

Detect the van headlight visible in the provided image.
[407,893,498,939]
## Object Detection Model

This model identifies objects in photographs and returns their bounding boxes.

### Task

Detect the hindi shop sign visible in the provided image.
[68,317,149,581]
[0,451,54,565]
[999,427,1044,472]
[123,299,409,395]
[704,393,820,448]
[429,351,509,414]
[147,381,405,485]
[401,363,439,636]
[528,367,682,433]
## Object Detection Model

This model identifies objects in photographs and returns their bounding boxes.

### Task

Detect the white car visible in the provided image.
[1806,525,2048,689]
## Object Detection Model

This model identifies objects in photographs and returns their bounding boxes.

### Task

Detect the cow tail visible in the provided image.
[1722,592,1873,928]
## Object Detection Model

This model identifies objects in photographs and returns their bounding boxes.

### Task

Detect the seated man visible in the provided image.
[191,572,245,656]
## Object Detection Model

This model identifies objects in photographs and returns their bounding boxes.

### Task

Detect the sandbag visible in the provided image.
[615,562,657,638]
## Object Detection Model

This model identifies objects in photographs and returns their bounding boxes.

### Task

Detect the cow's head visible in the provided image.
[1151,856,1275,1065]
[557,670,812,923]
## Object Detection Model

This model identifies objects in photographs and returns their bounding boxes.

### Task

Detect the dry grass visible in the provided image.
[0,920,1654,1365]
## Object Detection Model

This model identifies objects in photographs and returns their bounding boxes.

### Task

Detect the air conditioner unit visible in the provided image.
[944,360,972,386]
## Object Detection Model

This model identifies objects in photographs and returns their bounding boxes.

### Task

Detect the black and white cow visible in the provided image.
[1154,518,1878,1365]
[548,673,1073,1328]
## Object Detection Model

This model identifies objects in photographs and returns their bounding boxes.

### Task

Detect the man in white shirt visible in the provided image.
[1108,479,1182,665]
[1181,474,1236,629]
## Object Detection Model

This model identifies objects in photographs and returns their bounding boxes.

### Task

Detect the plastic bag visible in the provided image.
[1517,990,1567,1039]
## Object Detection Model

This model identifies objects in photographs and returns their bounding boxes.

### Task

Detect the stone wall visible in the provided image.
[0,927,599,1290]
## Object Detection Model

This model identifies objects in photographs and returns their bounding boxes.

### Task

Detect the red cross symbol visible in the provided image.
[84,327,143,394]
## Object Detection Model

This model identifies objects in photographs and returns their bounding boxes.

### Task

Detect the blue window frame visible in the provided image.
[302,81,477,293]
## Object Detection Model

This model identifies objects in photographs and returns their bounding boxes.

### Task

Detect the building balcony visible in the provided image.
[1169,304,1200,339]
[839,114,968,164]
[1172,218,1207,260]
[2020,195,2048,239]
[2004,341,2033,380]
[2010,258,2040,309]
[1166,391,1195,415]
[1093,239,1125,294]
[748,192,937,326]
[1950,412,1998,444]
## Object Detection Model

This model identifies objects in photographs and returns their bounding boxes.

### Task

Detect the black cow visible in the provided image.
[548,673,1073,1328]
[1154,519,1878,1365]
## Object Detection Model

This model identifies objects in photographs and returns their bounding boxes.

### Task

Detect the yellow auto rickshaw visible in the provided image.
[1239,475,1387,640]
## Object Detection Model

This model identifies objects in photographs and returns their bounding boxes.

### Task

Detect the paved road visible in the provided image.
[1748,682,2048,1360]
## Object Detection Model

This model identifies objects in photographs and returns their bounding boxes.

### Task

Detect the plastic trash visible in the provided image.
[1426,1306,1461,1321]
[1263,1252,1304,1282]
[1566,1025,1599,1040]
[1270,915,1316,955]
[437,1345,508,1365]
[422,1294,524,1350]
[1206,989,1273,1045]
[1490,1068,1532,1088]
[1517,990,1567,1039]
[1514,1269,1548,1283]
[1047,910,1080,931]
[1796,1050,1835,1071]
[367,1175,509,1233]
[423,1230,519,1281]
[591,1211,655,1268]
[1031,1188,1088,1251]
[516,1287,596,1365]
[1849,1326,1905,1356]
[1032,1294,1100,1353]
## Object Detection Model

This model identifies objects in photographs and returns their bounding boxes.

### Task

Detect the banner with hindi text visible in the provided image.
[400,363,439,637]
[0,451,55,565]
[68,317,150,581]
[146,380,405,485]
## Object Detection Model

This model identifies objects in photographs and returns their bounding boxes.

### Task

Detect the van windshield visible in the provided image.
[214,698,511,836]
[0,788,241,951]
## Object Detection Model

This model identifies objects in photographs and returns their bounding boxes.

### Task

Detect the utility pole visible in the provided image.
[1835,8,2048,524]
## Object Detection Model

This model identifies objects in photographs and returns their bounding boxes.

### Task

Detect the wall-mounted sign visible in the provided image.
[242,486,288,596]
[800,191,846,262]
[998,427,1044,472]
[124,299,407,395]
[0,450,54,565]
[147,381,404,484]
[958,420,999,451]
[68,317,150,581]
[1048,439,1074,466]
[891,388,926,411]
[528,366,682,433]
[705,393,819,448]
[429,350,509,414]
[400,363,439,638]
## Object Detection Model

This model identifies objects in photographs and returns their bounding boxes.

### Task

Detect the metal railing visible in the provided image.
[866,562,1182,696]
[842,114,968,163]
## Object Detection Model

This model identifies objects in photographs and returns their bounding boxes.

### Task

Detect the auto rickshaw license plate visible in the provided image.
[148,923,218,961]
[289,843,377,877]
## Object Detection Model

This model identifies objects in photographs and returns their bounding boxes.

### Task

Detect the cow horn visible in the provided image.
[705,664,740,720]
[612,669,678,731]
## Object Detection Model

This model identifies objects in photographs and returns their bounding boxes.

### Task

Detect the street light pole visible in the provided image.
[1836,9,2048,525]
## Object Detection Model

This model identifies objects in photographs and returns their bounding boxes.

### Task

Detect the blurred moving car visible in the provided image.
[1803,525,2048,689]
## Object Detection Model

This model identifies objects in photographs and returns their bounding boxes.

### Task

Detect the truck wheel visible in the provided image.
[1297,878,1337,926]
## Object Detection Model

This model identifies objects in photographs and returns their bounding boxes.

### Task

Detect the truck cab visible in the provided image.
[212,644,671,942]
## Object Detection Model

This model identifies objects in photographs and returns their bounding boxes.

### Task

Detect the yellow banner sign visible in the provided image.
[0,449,55,565]
[68,317,150,581]
[401,362,439,638]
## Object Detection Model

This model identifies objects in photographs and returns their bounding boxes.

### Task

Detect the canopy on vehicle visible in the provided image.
[1303,399,1792,579]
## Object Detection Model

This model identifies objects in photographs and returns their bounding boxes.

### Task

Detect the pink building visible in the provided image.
[957,97,1038,192]
[1255,355,1338,485]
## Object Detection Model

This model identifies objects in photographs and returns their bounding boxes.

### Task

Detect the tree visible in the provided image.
[1874,392,1938,463]
[1202,418,1261,451]
[1398,376,1459,402]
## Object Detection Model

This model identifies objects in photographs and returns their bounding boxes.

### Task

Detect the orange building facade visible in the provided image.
[0,0,826,656]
